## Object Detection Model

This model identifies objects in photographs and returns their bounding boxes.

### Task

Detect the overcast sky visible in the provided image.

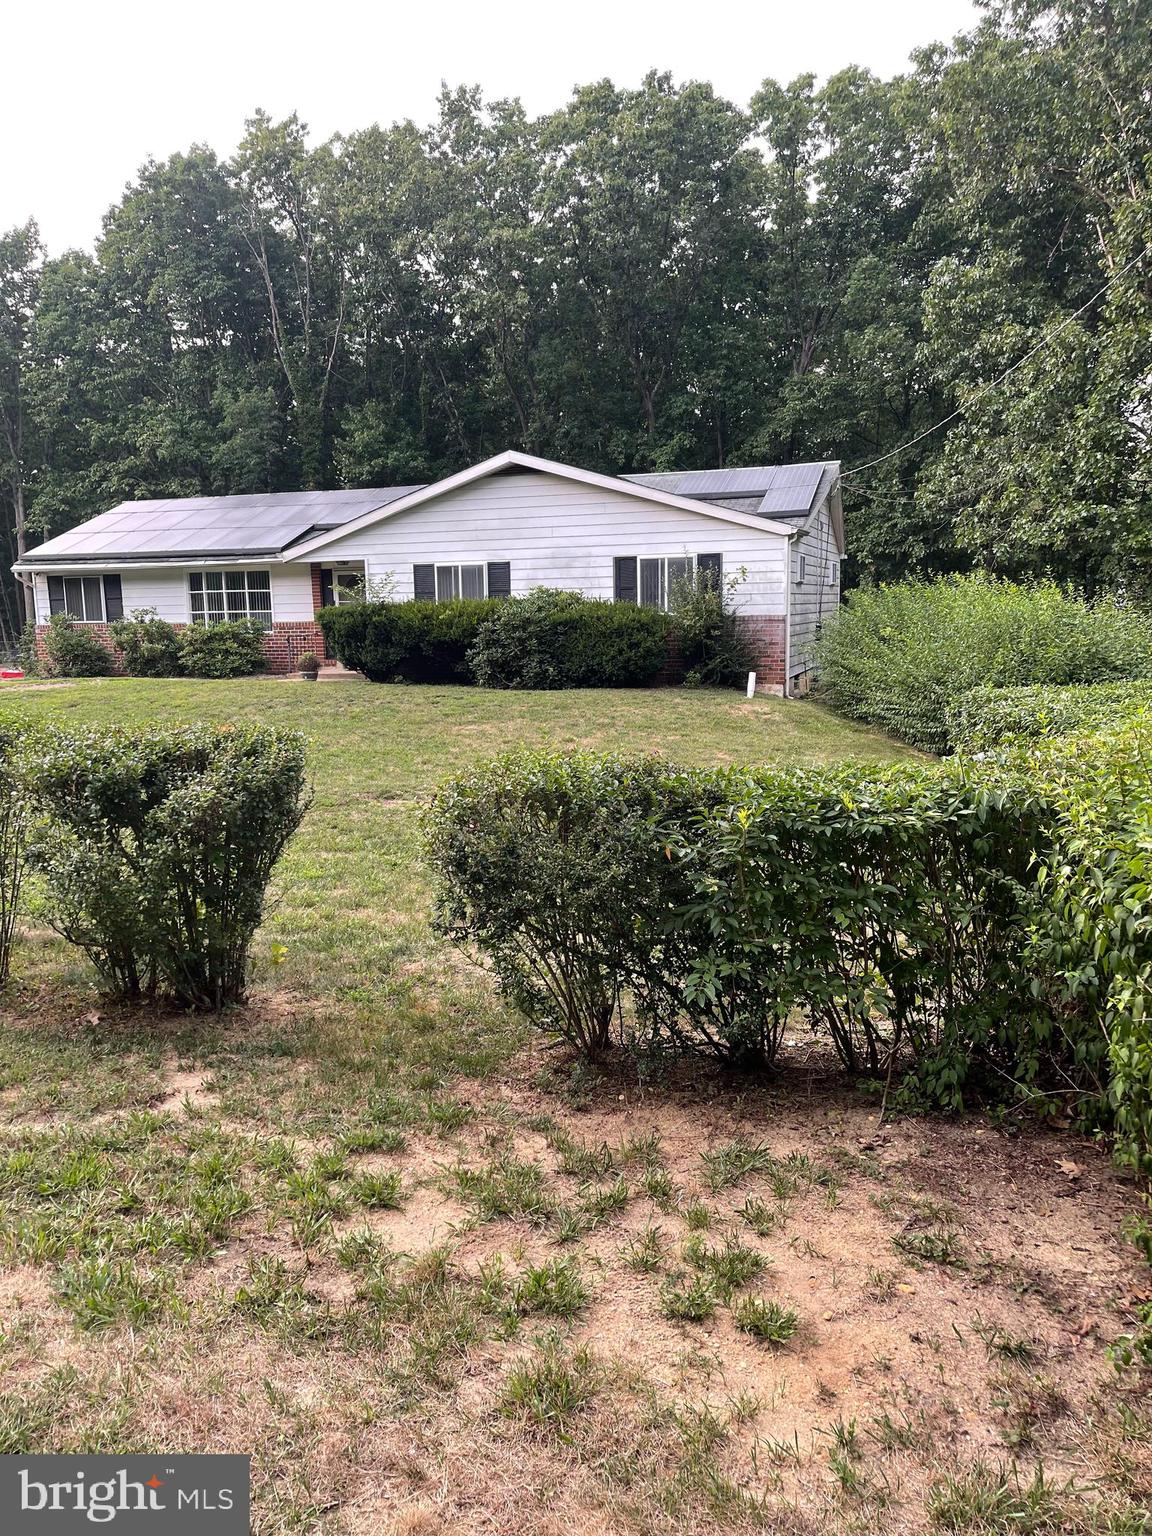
[6,0,980,256]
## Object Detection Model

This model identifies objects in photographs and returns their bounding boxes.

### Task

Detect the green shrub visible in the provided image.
[814,577,1152,752]
[0,721,31,988]
[668,567,754,688]
[318,599,495,683]
[177,620,267,679]
[948,681,1152,751]
[26,724,309,1007]
[653,764,1046,1087]
[39,613,113,678]
[467,589,672,689]
[109,609,182,677]
[1021,721,1152,1176]
[424,752,689,1054]
[424,749,1047,1083]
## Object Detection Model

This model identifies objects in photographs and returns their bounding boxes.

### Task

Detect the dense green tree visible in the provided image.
[2,0,1149,643]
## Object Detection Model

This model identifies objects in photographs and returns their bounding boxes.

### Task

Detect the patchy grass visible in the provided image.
[0,679,1148,1534]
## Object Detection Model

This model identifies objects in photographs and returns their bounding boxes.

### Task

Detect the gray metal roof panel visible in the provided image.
[622,461,838,518]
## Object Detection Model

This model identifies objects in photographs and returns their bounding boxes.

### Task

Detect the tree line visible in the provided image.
[0,0,1148,650]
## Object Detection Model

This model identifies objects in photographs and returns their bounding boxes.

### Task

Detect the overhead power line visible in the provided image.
[839,247,1149,482]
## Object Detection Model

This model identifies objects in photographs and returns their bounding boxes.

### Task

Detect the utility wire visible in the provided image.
[839,247,1148,482]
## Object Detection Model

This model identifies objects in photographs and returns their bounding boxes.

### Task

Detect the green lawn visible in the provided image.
[3,678,913,1091]
[1,680,1145,1536]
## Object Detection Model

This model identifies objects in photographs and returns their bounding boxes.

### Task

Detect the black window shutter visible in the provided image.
[413,564,435,601]
[486,561,511,599]
[102,574,124,621]
[47,575,66,615]
[697,553,722,591]
[319,568,335,609]
[613,556,637,603]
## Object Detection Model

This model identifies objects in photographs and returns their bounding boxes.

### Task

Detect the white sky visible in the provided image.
[6,0,980,256]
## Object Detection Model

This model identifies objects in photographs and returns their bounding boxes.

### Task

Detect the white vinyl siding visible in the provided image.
[33,566,310,627]
[788,498,841,684]
[307,473,789,617]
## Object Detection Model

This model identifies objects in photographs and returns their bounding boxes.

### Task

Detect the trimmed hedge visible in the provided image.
[318,599,497,683]
[110,610,182,677]
[468,589,671,688]
[25,723,309,1007]
[321,591,673,688]
[425,749,1047,1087]
[814,577,1152,752]
[425,732,1152,1171]
[948,680,1152,751]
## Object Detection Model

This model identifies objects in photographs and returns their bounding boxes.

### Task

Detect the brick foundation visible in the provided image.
[735,615,787,693]
[35,620,326,677]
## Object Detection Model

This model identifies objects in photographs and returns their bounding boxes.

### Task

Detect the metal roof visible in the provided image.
[623,461,838,520]
[22,486,426,563]
[20,458,838,566]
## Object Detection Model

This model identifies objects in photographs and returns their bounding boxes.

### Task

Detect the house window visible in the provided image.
[189,570,273,630]
[413,563,510,601]
[46,573,123,623]
[639,556,694,611]
[826,558,839,587]
[796,554,807,585]
[433,564,486,602]
[614,554,722,609]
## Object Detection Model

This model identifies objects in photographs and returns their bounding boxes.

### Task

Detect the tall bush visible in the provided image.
[26,724,310,1007]
[110,609,182,677]
[668,567,754,688]
[318,599,495,683]
[40,614,113,678]
[0,722,31,988]
[815,577,1152,752]
[467,589,671,689]
[948,681,1152,751]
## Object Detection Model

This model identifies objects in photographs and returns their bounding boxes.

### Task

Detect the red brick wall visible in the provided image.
[35,621,326,677]
[261,622,327,675]
[735,615,787,693]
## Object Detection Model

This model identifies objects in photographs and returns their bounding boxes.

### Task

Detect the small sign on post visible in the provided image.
[746,672,757,698]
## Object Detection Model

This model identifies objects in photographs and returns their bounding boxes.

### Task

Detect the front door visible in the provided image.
[317,568,364,659]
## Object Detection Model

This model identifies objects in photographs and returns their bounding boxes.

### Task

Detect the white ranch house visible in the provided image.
[16,450,844,692]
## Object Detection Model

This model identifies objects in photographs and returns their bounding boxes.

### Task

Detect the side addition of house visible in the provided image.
[14,451,844,694]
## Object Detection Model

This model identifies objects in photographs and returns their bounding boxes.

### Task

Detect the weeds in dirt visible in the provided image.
[731,1295,799,1344]
[500,1332,599,1431]
[661,1274,719,1322]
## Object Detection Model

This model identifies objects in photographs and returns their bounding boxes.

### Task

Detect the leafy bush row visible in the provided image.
[814,576,1152,752]
[319,590,674,688]
[948,680,1152,752]
[424,750,1050,1098]
[40,611,268,680]
[424,733,1152,1171]
[0,721,309,1008]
